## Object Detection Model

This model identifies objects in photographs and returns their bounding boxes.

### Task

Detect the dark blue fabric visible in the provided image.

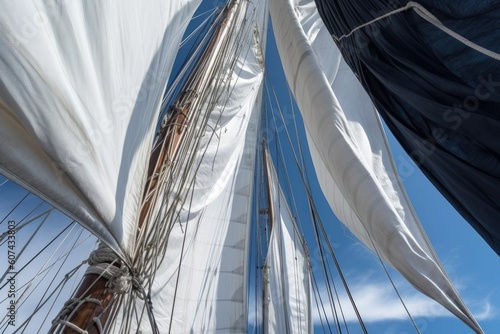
[314,0,500,255]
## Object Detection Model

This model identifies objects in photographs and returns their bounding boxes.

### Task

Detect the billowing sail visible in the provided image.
[270,0,481,332]
[313,0,500,256]
[139,1,268,332]
[263,150,313,334]
[0,0,201,258]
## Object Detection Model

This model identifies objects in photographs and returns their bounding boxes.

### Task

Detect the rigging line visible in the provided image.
[167,175,199,334]
[377,251,422,334]
[17,233,94,295]
[0,192,29,225]
[148,9,245,268]
[1,210,50,285]
[0,206,51,244]
[160,23,250,316]
[275,201,292,334]
[266,78,340,333]
[161,4,225,112]
[263,72,369,333]
[201,7,256,172]
[285,83,351,333]
[2,210,51,279]
[288,89,306,173]
[254,139,266,334]
[8,265,85,334]
[265,79,343,331]
[264,132,309,332]
[264,74,315,251]
[15,227,85,305]
[311,271,334,334]
[266,83,338,332]
[263,82,307,253]
[179,8,219,49]
[0,179,8,187]
[410,2,500,60]
[157,0,254,256]
[264,46,424,334]
[0,222,74,291]
[316,216,369,333]
[192,6,218,21]
[134,0,256,330]
[15,222,81,308]
[320,231,351,334]
[139,48,221,259]
[352,214,423,333]
[266,78,305,232]
[27,227,87,333]
[310,211,343,333]
[335,1,500,61]
[291,221,306,332]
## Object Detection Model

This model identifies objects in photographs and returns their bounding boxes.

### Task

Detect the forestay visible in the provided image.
[0,0,201,259]
[270,0,481,332]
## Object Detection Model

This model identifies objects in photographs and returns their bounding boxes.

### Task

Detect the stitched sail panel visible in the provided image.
[0,0,202,257]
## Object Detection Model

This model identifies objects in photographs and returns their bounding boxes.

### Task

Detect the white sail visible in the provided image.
[263,150,313,334]
[270,0,481,331]
[151,96,261,333]
[138,1,268,332]
[0,0,201,258]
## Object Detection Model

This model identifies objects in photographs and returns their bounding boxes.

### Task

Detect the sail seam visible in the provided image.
[334,1,500,61]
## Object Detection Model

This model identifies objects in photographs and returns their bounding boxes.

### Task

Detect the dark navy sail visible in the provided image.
[314,0,500,255]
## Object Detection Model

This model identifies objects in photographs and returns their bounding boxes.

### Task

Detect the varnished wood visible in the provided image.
[62,274,112,334]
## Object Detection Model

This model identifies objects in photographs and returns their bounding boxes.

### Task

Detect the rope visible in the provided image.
[49,298,103,334]
[50,242,161,333]
[86,243,132,294]
[264,64,367,333]
[335,1,500,61]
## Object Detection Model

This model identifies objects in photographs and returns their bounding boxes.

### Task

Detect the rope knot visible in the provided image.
[85,243,132,294]
[106,265,132,294]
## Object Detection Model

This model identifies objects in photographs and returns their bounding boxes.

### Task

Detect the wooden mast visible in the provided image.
[60,1,243,333]
[261,144,275,334]
[262,145,275,231]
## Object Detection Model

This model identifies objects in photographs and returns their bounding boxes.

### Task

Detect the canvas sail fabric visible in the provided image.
[314,0,500,256]
[135,2,268,332]
[150,96,261,333]
[263,150,313,334]
[0,0,201,259]
[270,0,481,332]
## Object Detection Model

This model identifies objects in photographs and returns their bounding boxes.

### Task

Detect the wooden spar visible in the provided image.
[261,144,275,334]
[262,145,275,231]
[60,1,243,333]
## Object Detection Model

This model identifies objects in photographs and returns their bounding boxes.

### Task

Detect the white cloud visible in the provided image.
[312,276,496,325]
